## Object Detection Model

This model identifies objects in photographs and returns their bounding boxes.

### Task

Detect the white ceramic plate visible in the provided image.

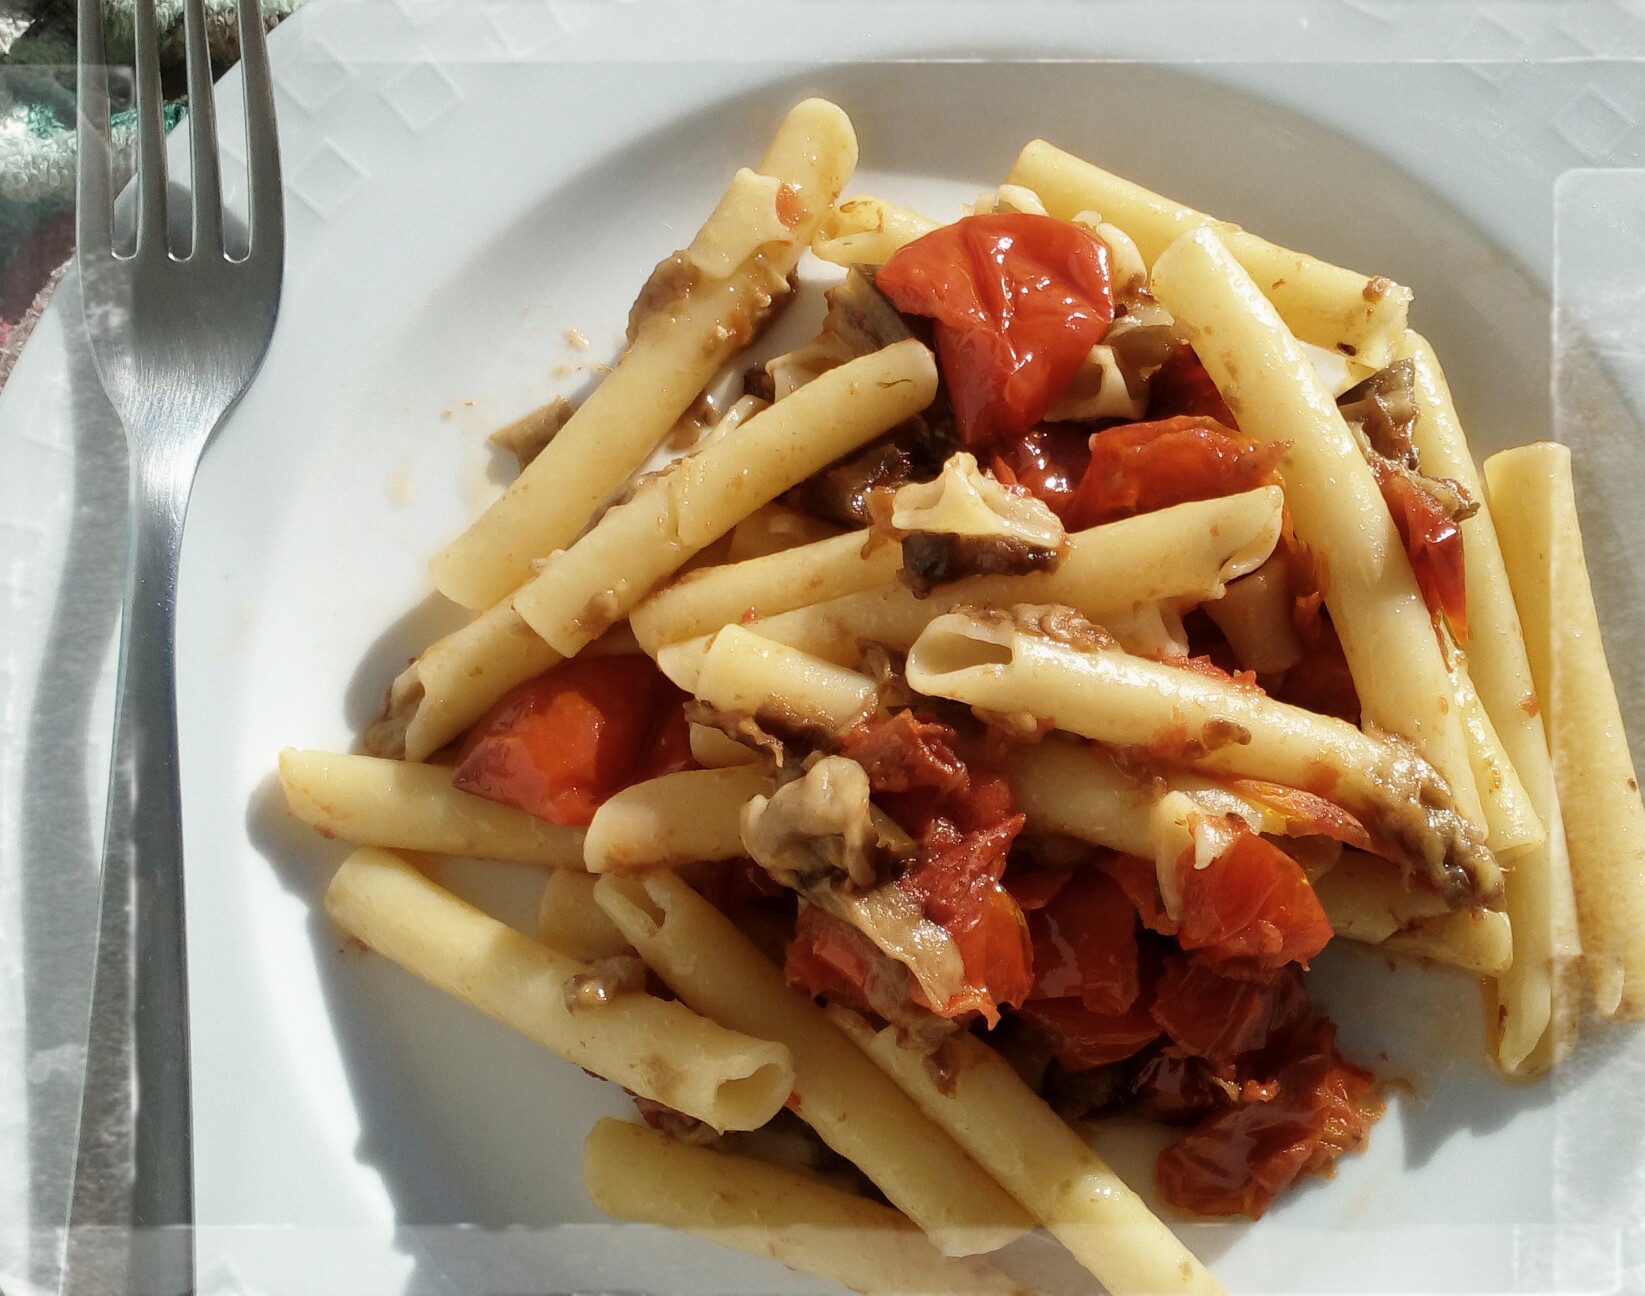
[4,3,1644,1292]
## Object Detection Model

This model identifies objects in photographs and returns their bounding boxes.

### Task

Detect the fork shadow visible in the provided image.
[18,260,130,1294]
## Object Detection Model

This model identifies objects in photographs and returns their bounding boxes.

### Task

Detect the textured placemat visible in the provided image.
[0,0,302,390]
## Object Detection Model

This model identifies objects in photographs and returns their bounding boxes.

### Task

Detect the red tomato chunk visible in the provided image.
[876,213,1114,447]
[451,655,692,826]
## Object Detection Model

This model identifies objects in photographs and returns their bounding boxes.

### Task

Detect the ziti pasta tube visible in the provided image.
[905,607,1501,909]
[1487,442,1645,1021]
[324,848,793,1131]
[430,98,859,609]
[1150,226,1486,832]
[660,486,1284,688]
[829,1009,1225,1296]
[364,596,559,762]
[583,1120,1029,1296]
[279,749,584,867]
[511,338,938,659]
[1399,331,1582,1073]
[536,870,632,963]
[583,765,774,874]
[631,527,902,653]
[1006,139,1411,368]
[592,871,1035,1258]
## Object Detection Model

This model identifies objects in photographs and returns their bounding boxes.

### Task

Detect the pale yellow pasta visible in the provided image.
[829,1009,1224,1296]
[1382,910,1515,977]
[725,502,845,562]
[1445,643,1543,854]
[905,611,1501,906]
[1399,331,1582,1072]
[661,488,1284,688]
[364,598,559,762]
[689,722,761,767]
[1309,851,1513,975]
[812,195,939,267]
[1488,442,1645,1021]
[1006,139,1411,367]
[430,99,858,609]
[279,749,584,867]
[1004,739,1156,858]
[631,529,901,653]
[324,848,794,1130]
[592,871,1035,1258]
[583,1120,1028,1296]
[692,624,879,733]
[1310,851,1454,942]
[511,339,938,659]
[584,765,774,874]
[1149,227,1485,830]
[536,871,632,963]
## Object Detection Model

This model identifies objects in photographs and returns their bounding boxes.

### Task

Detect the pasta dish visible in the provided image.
[277,100,1645,1295]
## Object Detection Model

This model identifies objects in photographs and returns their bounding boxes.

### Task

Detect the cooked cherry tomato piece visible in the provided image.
[1020,995,1163,1071]
[1028,868,1142,1016]
[990,423,1094,519]
[1065,415,1288,529]
[901,808,1033,1022]
[1375,466,1469,640]
[837,710,966,796]
[1004,864,1075,914]
[1146,343,1237,426]
[1225,780,1374,852]
[451,655,693,826]
[1156,1019,1383,1218]
[1173,829,1334,974]
[1126,1047,1223,1125]
[1096,851,1179,936]
[786,905,878,1013]
[1150,955,1312,1066]
[876,214,1114,447]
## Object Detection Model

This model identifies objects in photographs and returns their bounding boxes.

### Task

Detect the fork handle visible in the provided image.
[66,447,196,1295]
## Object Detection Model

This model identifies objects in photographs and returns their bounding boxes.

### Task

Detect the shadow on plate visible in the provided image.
[18,259,130,1294]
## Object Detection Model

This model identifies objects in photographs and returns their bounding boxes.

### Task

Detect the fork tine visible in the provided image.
[238,0,284,262]
[183,0,223,257]
[131,0,169,257]
[75,0,112,263]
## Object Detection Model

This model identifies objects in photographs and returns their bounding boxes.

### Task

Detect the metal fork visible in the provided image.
[64,0,282,1290]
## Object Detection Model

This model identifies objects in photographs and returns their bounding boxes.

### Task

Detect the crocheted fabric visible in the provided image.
[0,0,302,389]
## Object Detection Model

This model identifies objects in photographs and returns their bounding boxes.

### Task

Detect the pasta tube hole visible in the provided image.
[720,1062,798,1118]
[906,623,1015,680]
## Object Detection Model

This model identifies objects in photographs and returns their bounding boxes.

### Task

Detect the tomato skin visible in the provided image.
[1174,829,1334,974]
[1065,415,1288,529]
[837,711,966,797]
[990,423,1094,520]
[786,905,879,1013]
[1375,465,1469,639]
[1095,851,1179,936]
[1028,869,1142,1016]
[451,655,692,826]
[1126,1048,1223,1125]
[1146,343,1238,426]
[876,214,1114,447]
[1155,1019,1383,1219]
[1021,995,1163,1071]
[1150,956,1311,1066]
